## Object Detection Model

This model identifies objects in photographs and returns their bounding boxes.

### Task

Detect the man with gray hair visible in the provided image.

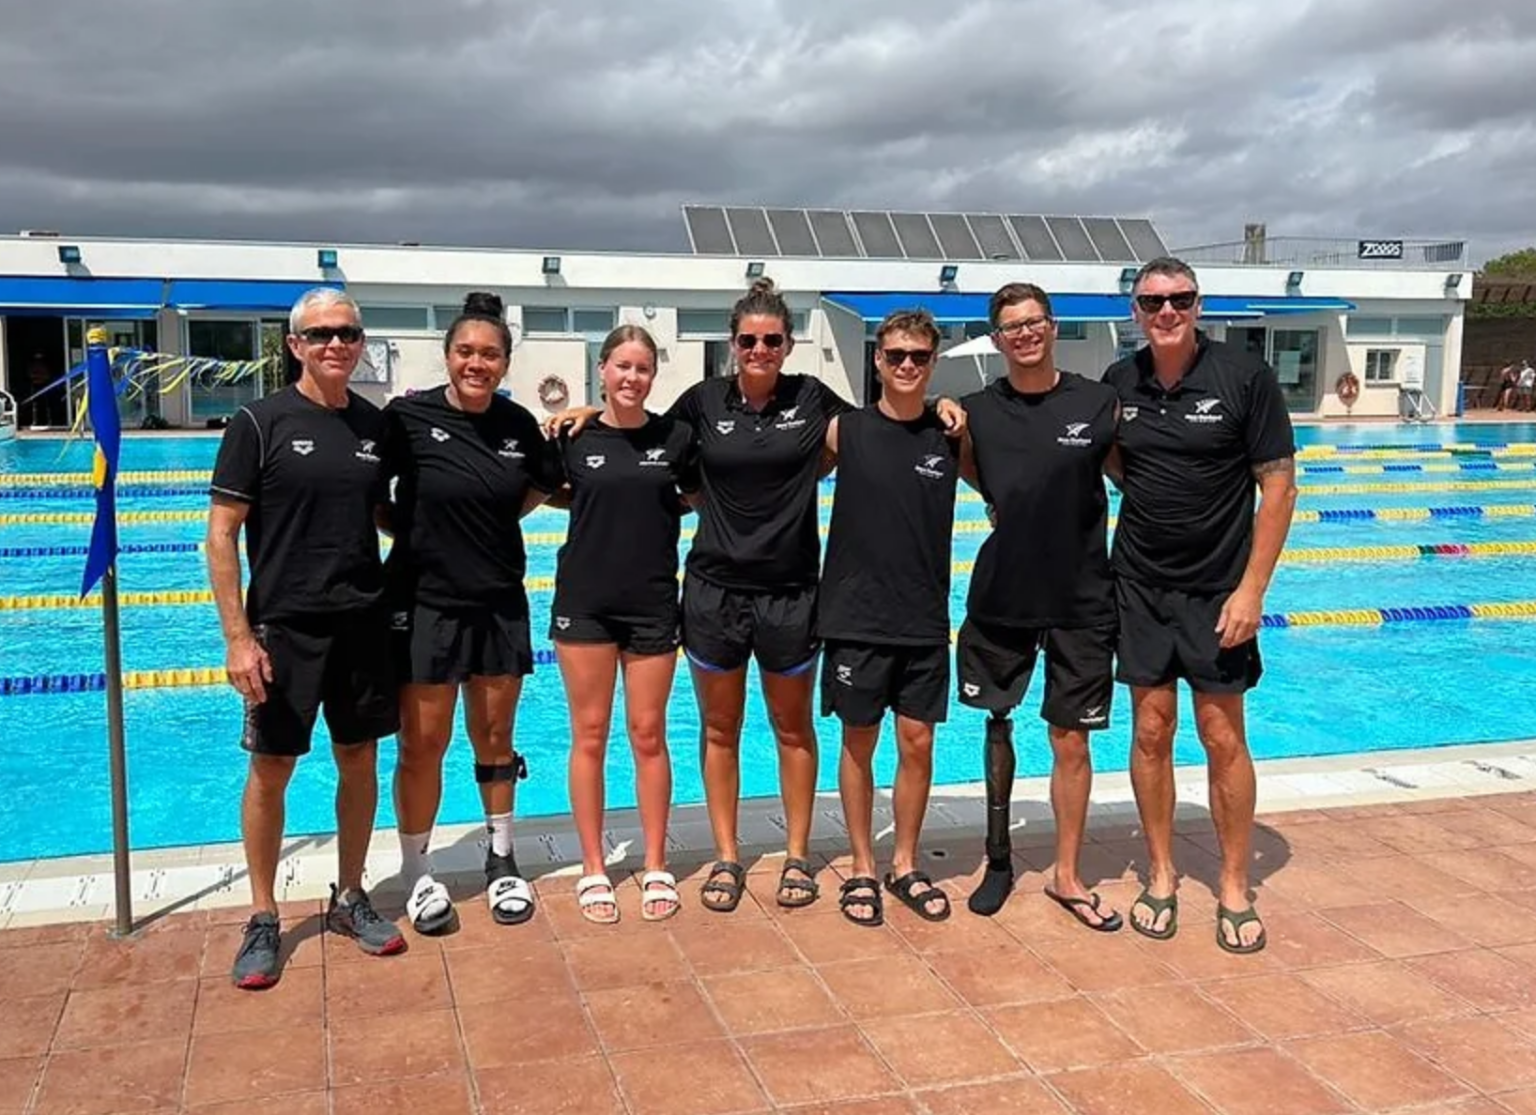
[208,287,404,989]
[1104,257,1297,955]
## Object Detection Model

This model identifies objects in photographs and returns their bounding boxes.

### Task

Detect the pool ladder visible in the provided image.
[0,389,15,441]
[1399,385,1438,424]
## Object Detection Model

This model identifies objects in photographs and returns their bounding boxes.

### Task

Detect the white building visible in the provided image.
[0,210,1471,428]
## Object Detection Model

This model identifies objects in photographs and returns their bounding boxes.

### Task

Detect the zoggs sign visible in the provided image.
[1357,239,1405,260]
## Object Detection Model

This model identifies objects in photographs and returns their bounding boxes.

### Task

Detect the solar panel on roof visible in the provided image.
[851,211,904,258]
[684,206,735,255]
[766,209,818,256]
[890,213,943,259]
[928,214,983,259]
[1117,218,1168,262]
[808,210,859,257]
[1046,216,1101,261]
[725,208,780,256]
[1080,217,1135,262]
[1009,215,1062,260]
[966,214,1019,259]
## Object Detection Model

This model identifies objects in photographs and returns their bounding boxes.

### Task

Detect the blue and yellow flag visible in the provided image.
[80,328,121,596]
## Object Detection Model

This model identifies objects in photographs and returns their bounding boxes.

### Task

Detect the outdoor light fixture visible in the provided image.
[542,256,562,276]
[745,261,766,279]
[1119,266,1139,293]
[1287,270,1305,292]
[938,264,960,284]
[317,248,339,269]
[57,245,82,265]
[1445,273,1463,292]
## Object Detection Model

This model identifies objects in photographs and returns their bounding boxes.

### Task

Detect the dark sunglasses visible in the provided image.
[298,325,364,345]
[1135,291,1199,313]
[881,347,934,368]
[734,332,785,351]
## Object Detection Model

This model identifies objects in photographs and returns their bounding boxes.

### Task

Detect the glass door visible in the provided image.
[66,318,160,428]
[1271,329,1320,412]
[187,319,259,425]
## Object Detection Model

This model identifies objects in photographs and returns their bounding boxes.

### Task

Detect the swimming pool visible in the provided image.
[3,422,1536,863]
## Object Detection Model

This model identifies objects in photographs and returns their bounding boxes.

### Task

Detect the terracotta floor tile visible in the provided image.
[34,1037,188,1115]
[186,1091,329,1115]
[1318,901,1477,958]
[1494,1088,1536,1115]
[442,939,571,1007]
[192,966,322,1036]
[1397,1015,1536,1092]
[73,927,207,989]
[0,942,83,999]
[1430,808,1536,846]
[777,1100,920,1115]
[669,919,800,976]
[183,1024,325,1107]
[0,1057,42,1115]
[926,945,1075,1008]
[1260,820,1397,862]
[0,922,92,951]
[1258,910,1383,970]
[1168,1047,1348,1115]
[1198,973,1367,1040]
[1047,1061,1215,1115]
[744,861,840,917]
[1126,923,1285,981]
[985,997,1142,1073]
[1286,1029,1468,1110]
[1035,931,1179,994]
[1261,861,1366,909]
[330,1007,464,1087]
[476,1054,624,1115]
[1500,942,1536,972]
[583,980,725,1051]
[1092,983,1257,1055]
[610,1039,768,1115]
[200,915,323,979]
[439,894,558,948]
[561,933,687,992]
[0,992,66,1058]
[859,1010,1021,1088]
[1330,852,1479,903]
[1409,948,1536,1011]
[458,993,597,1069]
[778,912,910,965]
[1420,849,1536,892]
[1406,893,1536,948]
[53,979,197,1050]
[331,1072,474,1115]
[702,967,846,1035]
[917,1076,1072,1114]
[739,1025,900,1107]
[327,949,450,1016]
[1353,815,1486,855]
[817,954,959,1020]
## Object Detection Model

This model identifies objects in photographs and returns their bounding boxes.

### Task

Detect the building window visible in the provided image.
[521,307,568,334]
[678,310,730,336]
[1056,321,1088,341]
[1364,348,1398,383]
[358,305,430,331]
[572,309,616,335]
[1345,316,1394,338]
[187,319,259,423]
[1392,316,1446,338]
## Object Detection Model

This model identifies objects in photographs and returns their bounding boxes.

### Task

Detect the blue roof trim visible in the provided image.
[0,276,163,318]
[166,279,341,312]
[823,291,1356,324]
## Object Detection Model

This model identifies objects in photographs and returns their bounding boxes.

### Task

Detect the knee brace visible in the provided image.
[474,752,529,784]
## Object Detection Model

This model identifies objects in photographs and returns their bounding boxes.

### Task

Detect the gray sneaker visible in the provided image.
[231,912,282,990]
[326,885,406,956]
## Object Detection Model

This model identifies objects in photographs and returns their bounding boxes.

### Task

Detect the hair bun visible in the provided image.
[462,291,504,318]
[747,277,778,299]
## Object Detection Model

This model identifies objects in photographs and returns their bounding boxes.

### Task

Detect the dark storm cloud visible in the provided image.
[1,0,1532,260]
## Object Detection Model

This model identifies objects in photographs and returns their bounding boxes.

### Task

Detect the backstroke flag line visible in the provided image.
[81,332,122,596]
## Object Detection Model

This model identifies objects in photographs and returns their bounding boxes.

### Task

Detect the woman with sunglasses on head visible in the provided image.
[546,325,696,924]
[380,291,560,935]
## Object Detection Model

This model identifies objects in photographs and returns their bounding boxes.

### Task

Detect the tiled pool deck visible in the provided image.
[8,740,1536,1113]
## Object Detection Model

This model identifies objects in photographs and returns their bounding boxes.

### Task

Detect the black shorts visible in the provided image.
[1115,579,1262,694]
[681,571,818,675]
[243,608,400,758]
[392,601,534,685]
[956,618,1115,731]
[820,641,949,726]
[550,609,680,656]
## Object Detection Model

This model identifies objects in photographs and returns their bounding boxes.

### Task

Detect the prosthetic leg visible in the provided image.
[968,714,1017,916]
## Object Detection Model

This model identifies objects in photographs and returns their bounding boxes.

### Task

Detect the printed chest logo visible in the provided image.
[291,439,315,456]
[914,453,947,480]
[355,438,379,463]
[1121,406,1139,424]
[429,426,451,442]
[1186,398,1223,424]
[715,419,735,436]
[774,405,806,431]
[585,454,606,469]
[555,616,571,630]
[1057,421,1093,448]
[640,447,669,467]
[499,438,524,459]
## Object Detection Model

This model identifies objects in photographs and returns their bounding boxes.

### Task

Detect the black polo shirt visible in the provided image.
[818,407,959,645]
[209,386,387,624]
[667,374,853,592]
[964,372,1118,629]
[380,386,559,612]
[1104,334,1296,592]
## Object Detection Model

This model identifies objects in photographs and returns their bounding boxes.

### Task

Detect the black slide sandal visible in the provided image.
[884,870,951,922]
[838,876,884,927]
[700,860,746,913]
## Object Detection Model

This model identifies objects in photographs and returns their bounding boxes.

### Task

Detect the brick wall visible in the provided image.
[1463,317,1536,397]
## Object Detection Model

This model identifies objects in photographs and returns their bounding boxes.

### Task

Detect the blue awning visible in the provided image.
[1201,295,1356,318]
[166,279,340,312]
[823,291,1355,324]
[0,276,164,319]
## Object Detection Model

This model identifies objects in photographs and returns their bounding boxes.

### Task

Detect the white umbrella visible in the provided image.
[940,333,998,389]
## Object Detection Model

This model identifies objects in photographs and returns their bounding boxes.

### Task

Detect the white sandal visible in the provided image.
[406,873,455,934]
[640,870,680,922]
[487,874,535,926]
[576,873,621,925]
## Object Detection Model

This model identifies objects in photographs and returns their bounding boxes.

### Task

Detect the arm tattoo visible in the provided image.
[1252,456,1295,481]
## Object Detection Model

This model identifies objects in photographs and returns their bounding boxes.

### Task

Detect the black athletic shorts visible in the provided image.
[1115,579,1262,694]
[956,618,1115,731]
[392,601,534,685]
[681,570,818,675]
[820,640,949,726]
[242,607,400,757]
[550,609,680,656]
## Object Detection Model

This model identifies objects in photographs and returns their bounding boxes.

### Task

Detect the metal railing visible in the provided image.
[1173,236,1469,270]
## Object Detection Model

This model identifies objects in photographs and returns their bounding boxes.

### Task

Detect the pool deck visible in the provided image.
[8,743,1536,1113]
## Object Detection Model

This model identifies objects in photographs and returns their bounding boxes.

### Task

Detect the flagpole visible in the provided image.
[103,561,132,937]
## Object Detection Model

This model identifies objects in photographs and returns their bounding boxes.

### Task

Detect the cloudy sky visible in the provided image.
[2,0,1532,262]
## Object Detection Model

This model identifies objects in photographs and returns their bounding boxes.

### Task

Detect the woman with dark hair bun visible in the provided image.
[379,290,560,934]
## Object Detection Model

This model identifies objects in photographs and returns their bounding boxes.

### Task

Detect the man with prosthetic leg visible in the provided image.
[958,284,1123,930]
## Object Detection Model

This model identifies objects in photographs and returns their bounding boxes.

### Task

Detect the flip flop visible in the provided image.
[1044,887,1123,933]
[1129,887,1178,941]
[1216,904,1267,954]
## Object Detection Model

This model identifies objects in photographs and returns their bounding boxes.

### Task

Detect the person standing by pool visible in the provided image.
[818,308,957,927]
[956,283,1123,931]
[1105,257,1297,954]
[382,292,559,935]
[549,325,696,924]
[208,288,404,989]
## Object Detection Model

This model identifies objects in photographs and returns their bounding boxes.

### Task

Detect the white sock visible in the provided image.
[486,812,514,857]
[400,829,433,882]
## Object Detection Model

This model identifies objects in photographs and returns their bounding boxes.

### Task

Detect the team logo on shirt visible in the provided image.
[715,420,735,435]
[430,426,451,442]
[1121,406,1139,423]
[914,454,947,480]
[555,616,571,630]
[1080,704,1107,726]
[962,682,981,698]
[498,438,525,459]
[1186,398,1223,424]
[640,447,669,467]
[773,406,806,430]
[390,611,410,632]
[1057,421,1093,448]
[585,454,606,469]
[835,664,854,686]
[291,439,314,456]
[355,439,380,463]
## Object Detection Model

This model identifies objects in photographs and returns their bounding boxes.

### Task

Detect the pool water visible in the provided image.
[2,423,1535,863]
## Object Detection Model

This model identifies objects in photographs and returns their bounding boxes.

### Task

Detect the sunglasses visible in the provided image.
[881,347,934,368]
[298,325,364,345]
[1134,291,1199,313]
[734,332,785,351]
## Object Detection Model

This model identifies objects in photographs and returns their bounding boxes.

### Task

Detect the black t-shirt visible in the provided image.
[667,374,853,592]
[817,407,959,644]
[209,385,387,624]
[380,386,559,612]
[1104,335,1296,592]
[964,373,1118,629]
[553,415,697,621]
